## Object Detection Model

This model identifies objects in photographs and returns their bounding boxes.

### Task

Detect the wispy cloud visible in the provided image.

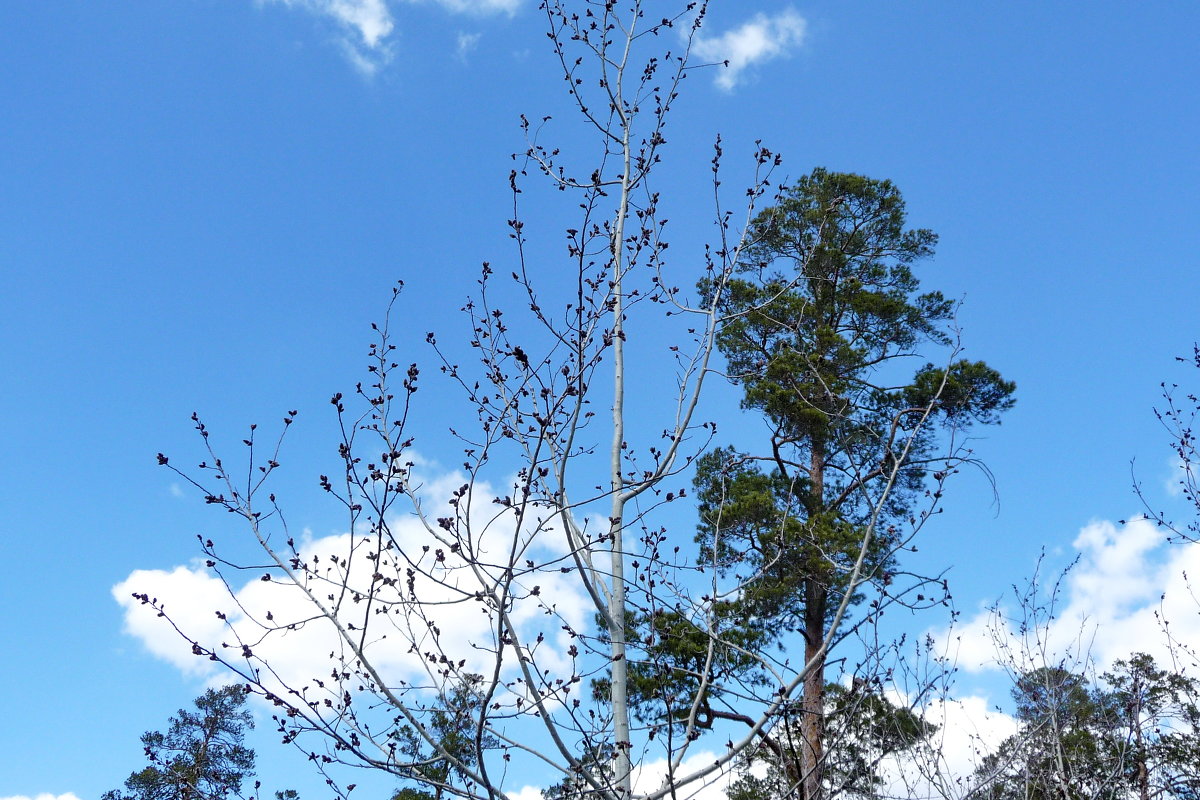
[692,9,807,91]
[259,0,520,75]
[905,516,1200,793]
[115,459,591,693]
[878,694,1020,798]
[943,516,1200,677]
[456,31,482,62]
[1164,455,1193,498]
[506,751,734,800]
[430,0,521,13]
[1,795,83,800]
[265,0,395,75]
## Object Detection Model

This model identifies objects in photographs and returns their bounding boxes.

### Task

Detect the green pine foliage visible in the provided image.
[103,686,264,800]
[619,168,1014,800]
[389,675,498,800]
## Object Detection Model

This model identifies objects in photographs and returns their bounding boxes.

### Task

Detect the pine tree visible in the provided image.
[103,686,266,800]
[694,168,1014,800]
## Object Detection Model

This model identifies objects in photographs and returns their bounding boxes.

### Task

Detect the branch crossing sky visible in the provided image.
[2,2,1199,799]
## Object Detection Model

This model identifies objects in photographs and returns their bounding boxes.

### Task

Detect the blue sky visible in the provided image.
[3,2,1200,799]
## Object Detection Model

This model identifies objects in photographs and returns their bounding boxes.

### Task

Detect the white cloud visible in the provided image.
[114,565,236,678]
[889,516,1200,794]
[1,795,83,800]
[637,751,736,800]
[115,460,593,705]
[329,0,394,47]
[943,516,1200,678]
[1066,517,1164,628]
[264,0,395,74]
[258,0,519,74]
[1165,455,1193,498]
[338,38,394,76]
[456,31,482,61]
[887,694,1020,799]
[942,604,1003,675]
[502,751,731,800]
[692,9,807,91]
[506,787,544,800]
[429,0,521,13]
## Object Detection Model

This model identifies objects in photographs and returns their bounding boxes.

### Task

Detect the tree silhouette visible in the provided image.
[103,686,270,800]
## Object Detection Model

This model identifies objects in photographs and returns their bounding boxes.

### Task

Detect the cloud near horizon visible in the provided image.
[943,516,1200,678]
[114,459,592,702]
[506,750,736,800]
[692,9,807,91]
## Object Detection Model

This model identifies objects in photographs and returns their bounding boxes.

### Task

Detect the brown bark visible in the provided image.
[800,581,827,800]
[799,438,828,800]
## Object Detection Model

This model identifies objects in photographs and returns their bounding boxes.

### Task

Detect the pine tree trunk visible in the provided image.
[801,582,827,800]
[801,438,828,800]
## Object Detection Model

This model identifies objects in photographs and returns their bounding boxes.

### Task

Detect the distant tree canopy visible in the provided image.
[103,686,294,800]
[387,675,496,800]
[977,653,1200,800]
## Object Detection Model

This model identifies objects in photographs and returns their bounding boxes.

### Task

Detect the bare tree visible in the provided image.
[950,562,1200,800]
[141,3,1008,800]
[1139,344,1200,543]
